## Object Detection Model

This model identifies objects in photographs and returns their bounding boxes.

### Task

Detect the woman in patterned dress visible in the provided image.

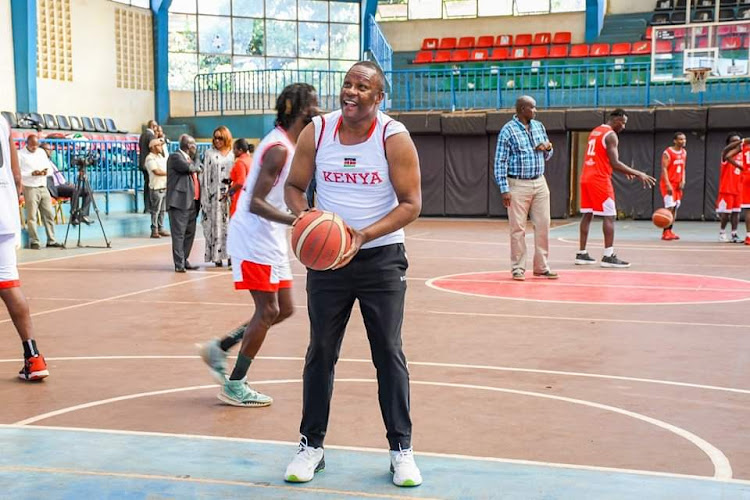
[201,126,234,267]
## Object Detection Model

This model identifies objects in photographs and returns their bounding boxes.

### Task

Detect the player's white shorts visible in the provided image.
[0,233,20,288]
[231,256,292,292]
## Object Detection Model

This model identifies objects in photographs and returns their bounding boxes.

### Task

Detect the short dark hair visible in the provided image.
[609,108,627,118]
[179,134,195,151]
[248,143,255,154]
[673,131,686,140]
[233,138,250,153]
[350,61,386,92]
[726,131,742,144]
[275,83,317,130]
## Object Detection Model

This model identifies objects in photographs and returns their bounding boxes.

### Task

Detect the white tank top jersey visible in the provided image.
[313,109,409,249]
[0,118,21,236]
[226,126,295,265]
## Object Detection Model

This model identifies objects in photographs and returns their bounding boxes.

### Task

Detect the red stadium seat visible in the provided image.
[718,25,735,36]
[470,49,489,61]
[451,49,470,62]
[552,31,572,44]
[570,44,590,57]
[490,47,510,60]
[533,33,551,45]
[477,35,494,48]
[495,35,513,47]
[458,36,475,49]
[656,40,673,53]
[529,46,549,59]
[433,50,451,62]
[673,28,686,38]
[515,33,533,46]
[611,42,631,56]
[721,36,742,49]
[590,43,610,56]
[697,37,709,48]
[549,45,570,58]
[645,26,653,40]
[421,38,438,50]
[510,47,529,59]
[413,51,433,64]
[630,41,652,55]
[439,37,457,50]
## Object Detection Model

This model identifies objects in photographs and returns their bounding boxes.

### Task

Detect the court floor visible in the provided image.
[2,218,750,499]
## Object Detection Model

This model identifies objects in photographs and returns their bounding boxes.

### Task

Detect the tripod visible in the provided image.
[63,168,111,248]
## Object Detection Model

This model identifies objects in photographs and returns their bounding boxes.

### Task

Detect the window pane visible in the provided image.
[198,0,230,15]
[298,58,329,70]
[329,24,359,60]
[266,20,297,57]
[515,0,550,14]
[376,3,407,21]
[299,22,328,58]
[233,56,265,70]
[408,0,441,19]
[233,18,264,55]
[169,14,197,53]
[199,54,232,73]
[443,0,476,18]
[198,15,232,54]
[169,53,198,90]
[298,0,329,22]
[266,57,297,70]
[552,0,585,12]
[330,2,358,23]
[478,0,512,16]
[265,0,296,20]
[232,0,264,17]
[329,59,356,72]
[170,0,196,14]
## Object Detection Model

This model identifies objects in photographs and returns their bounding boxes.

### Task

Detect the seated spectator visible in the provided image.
[145,138,169,238]
[18,135,61,249]
[40,142,92,226]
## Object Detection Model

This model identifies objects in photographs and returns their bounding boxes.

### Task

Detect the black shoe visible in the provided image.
[574,252,596,265]
[175,267,187,273]
[71,217,80,226]
[46,242,62,248]
[600,254,631,268]
[185,262,200,271]
[29,242,40,250]
[81,216,93,225]
[533,270,559,279]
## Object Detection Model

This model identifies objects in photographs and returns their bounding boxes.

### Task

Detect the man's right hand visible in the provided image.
[666,184,673,195]
[502,192,512,208]
[639,172,657,188]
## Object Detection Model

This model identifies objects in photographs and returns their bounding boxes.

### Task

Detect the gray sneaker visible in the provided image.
[218,379,273,407]
[600,254,631,268]
[198,339,227,384]
[574,252,596,265]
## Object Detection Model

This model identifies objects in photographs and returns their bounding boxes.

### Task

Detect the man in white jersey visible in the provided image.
[197,84,319,407]
[284,61,423,487]
[0,117,49,381]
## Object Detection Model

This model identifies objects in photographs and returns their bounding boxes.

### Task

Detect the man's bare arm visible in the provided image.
[8,136,21,195]
[284,123,316,216]
[250,145,296,225]
[606,133,656,187]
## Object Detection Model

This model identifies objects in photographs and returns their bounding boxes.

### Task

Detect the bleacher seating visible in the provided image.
[3,110,130,139]
[648,0,750,25]
[477,35,494,48]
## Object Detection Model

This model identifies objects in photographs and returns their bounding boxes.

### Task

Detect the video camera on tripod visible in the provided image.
[71,150,100,171]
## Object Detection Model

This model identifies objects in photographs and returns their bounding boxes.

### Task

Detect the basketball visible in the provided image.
[652,208,674,228]
[291,210,351,271]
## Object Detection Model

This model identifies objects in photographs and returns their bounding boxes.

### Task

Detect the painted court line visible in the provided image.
[5,424,750,487]
[0,465,420,500]
[429,278,750,294]
[10,378,731,479]
[17,240,174,267]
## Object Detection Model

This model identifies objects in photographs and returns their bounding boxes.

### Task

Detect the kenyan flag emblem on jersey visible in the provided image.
[344,157,357,168]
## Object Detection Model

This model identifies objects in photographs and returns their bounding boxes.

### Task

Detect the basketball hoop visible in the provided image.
[686,67,710,93]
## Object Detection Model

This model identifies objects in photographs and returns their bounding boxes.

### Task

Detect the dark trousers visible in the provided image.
[168,200,198,269]
[300,243,412,451]
[141,169,151,212]
[55,184,90,218]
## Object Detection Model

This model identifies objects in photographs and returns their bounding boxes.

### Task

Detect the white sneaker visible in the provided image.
[719,232,730,243]
[390,447,422,487]
[284,436,325,483]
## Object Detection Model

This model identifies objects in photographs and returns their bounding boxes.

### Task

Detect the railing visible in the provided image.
[367,14,393,81]
[12,138,210,214]
[194,63,750,113]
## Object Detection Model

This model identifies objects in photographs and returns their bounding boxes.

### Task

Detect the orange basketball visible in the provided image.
[652,208,674,228]
[291,210,351,271]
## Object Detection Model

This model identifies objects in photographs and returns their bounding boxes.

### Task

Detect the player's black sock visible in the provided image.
[229,353,253,381]
[22,339,38,359]
[219,323,248,352]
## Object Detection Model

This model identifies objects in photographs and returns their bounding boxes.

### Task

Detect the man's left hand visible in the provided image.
[332,226,365,270]
[679,181,686,190]
[536,141,552,152]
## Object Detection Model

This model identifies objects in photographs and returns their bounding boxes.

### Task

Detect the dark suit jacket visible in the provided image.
[167,150,201,211]
[138,129,155,170]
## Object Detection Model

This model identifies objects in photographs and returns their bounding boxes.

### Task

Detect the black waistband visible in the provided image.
[508,174,542,180]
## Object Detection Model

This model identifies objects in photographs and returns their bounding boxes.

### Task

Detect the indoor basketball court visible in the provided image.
[2,219,750,498]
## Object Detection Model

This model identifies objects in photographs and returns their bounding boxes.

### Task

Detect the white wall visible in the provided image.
[608,0,655,14]
[0,0,16,112]
[380,12,586,52]
[36,0,154,133]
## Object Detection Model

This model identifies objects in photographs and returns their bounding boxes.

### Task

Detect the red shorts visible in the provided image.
[742,176,750,208]
[660,188,683,209]
[232,259,293,292]
[580,179,616,216]
[716,193,742,213]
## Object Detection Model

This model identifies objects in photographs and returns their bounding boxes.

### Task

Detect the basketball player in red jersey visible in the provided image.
[576,109,656,268]
[659,132,687,240]
[720,133,746,243]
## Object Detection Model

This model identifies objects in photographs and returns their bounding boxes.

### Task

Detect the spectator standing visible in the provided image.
[227,139,254,217]
[145,138,169,238]
[167,134,201,272]
[139,119,159,213]
[18,135,61,249]
[201,126,234,267]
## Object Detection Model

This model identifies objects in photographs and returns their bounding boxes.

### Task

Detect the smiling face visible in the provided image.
[339,64,384,123]
[673,133,686,149]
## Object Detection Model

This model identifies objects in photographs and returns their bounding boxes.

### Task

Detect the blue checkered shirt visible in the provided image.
[494,116,553,193]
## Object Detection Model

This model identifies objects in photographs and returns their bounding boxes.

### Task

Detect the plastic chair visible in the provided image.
[630,41,652,54]
[611,42,631,55]
[490,48,510,61]
[552,32,572,44]
[433,50,451,63]
[495,35,513,47]
[1,111,16,128]
[421,38,438,50]
[470,49,489,61]
[457,37,475,49]
[477,35,494,48]
[450,49,470,62]
[549,45,570,58]
[413,51,433,64]
[590,43,611,56]
[438,37,457,50]
[510,47,529,59]
[533,33,551,45]
[570,44,590,57]
[93,117,107,133]
[69,116,84,131]
[529,46,549,59]
[515,34,533,46]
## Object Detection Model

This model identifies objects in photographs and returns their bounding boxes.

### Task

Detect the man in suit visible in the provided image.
[139,119,158,214]
[167,134,201,273]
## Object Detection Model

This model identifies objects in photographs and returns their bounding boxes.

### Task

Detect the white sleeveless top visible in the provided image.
[0,118,21,236]
[313,109,408,249]
[226,127,294,265]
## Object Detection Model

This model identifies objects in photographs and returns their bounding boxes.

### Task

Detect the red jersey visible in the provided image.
[742,142,750,180]
[719,152,743,195]
[581,124,615,184]
[660,147,686,191]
